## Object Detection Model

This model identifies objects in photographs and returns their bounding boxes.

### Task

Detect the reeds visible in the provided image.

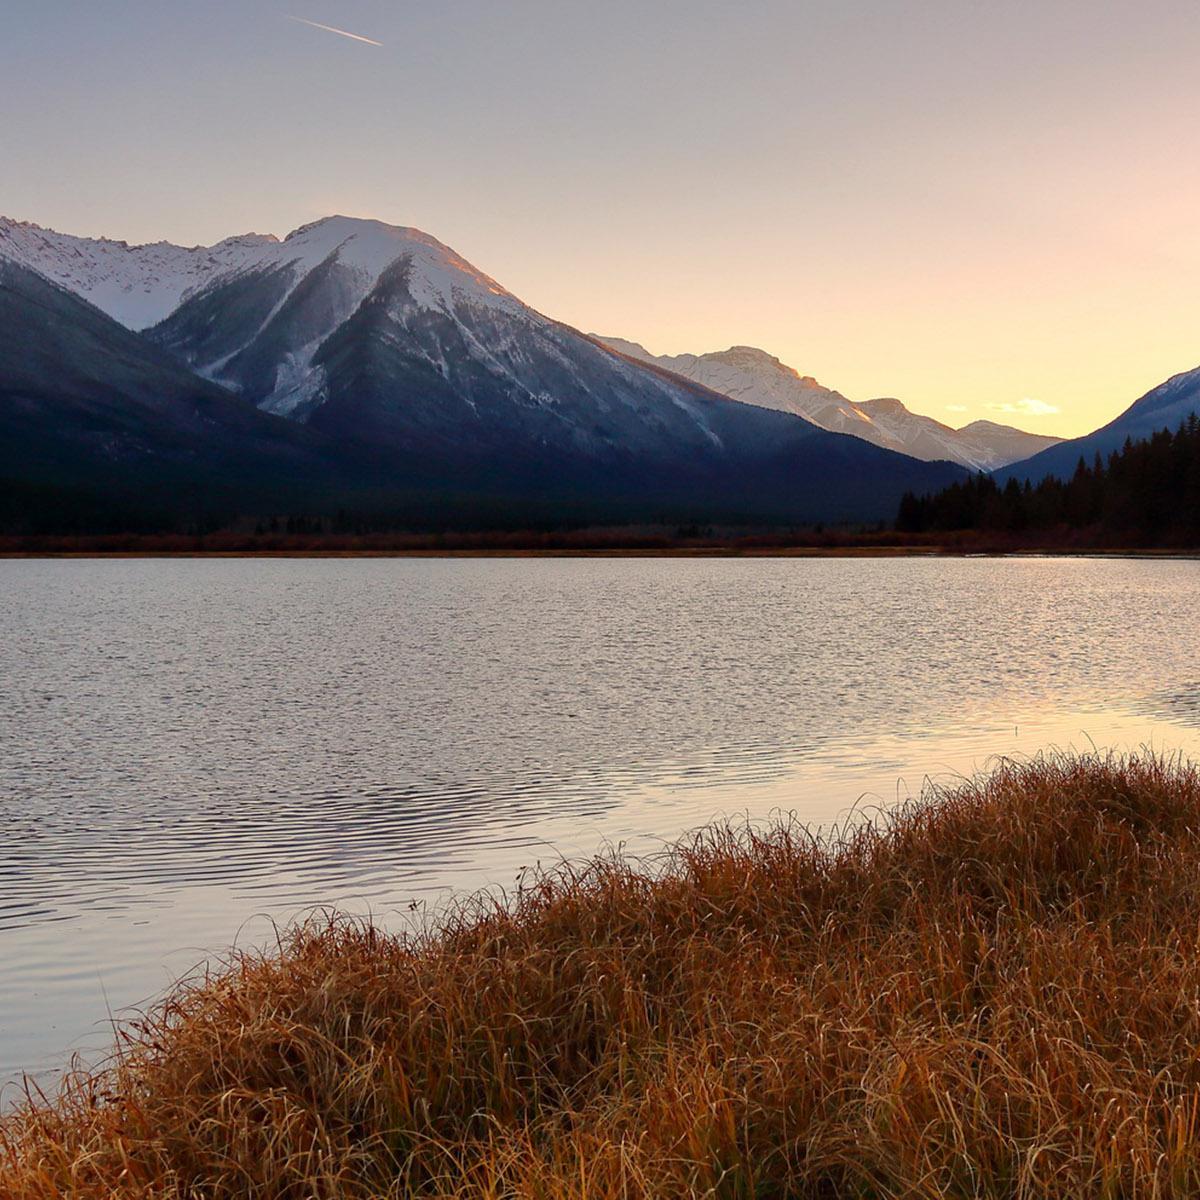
[6,752,1200,1197]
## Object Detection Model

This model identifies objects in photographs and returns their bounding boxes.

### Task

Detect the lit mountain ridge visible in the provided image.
[598,337,1062,471]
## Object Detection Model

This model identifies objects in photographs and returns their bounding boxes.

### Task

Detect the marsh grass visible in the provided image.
[7,752,1200,1197]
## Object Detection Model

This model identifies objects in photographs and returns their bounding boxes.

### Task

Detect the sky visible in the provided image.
[3,0,1199,438]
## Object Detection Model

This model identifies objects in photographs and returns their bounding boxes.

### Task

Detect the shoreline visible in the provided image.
[7,753,1200,1196]
[5,523,1199,560]
[3,546,1200,560]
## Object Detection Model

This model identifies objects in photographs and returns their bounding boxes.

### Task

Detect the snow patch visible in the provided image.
[0,216,280,329]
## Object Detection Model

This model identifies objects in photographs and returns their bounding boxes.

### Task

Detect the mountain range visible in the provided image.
[597,339,1061,472]
[3,212,1195,532]
[0,214,966,527]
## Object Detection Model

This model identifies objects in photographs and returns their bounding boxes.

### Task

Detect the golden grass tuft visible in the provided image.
[8,752,1200,1197]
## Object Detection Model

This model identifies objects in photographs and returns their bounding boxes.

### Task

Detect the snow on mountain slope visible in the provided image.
[0,217,280,330]
[0,213,517,339]
[854,398,1059,469]
[0,212,537,421]
[598,338,1061,471]
[148,216,537,418]
[263,216,519,312]
[601,339,877,436]
[955,420,1068,472]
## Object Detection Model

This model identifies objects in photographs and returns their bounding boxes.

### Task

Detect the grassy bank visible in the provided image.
[7,753,1200,1197]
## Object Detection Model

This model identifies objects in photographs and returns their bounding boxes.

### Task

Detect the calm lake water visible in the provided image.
[4,556,1200,1087]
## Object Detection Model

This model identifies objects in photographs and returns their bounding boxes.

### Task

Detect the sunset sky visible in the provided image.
[3,0,1199,438]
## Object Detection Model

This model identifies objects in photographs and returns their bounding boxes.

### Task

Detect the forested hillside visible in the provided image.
[898,418,1200,542]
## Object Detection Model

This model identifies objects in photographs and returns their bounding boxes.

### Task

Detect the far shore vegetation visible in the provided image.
[3,418,1200,555]
[7,751,1200,1197]
[898,417,1200,541]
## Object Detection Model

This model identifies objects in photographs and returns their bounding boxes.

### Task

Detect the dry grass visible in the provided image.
[7,752,1200,1197]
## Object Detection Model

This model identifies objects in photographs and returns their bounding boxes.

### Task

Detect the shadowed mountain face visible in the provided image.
[1000,366,1200,484]
[598,339,1062,471]
[2,215,969,524]
[0,261,338,497]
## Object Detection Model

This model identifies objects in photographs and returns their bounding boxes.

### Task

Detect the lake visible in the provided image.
[3,555,1200,1087]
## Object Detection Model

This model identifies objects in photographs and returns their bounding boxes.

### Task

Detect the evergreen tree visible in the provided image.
[896,420,1200,542]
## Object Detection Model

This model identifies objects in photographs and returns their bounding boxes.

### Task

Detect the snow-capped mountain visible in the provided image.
[0,214,968,522]
[600,338,877,437]
[598,339,1061,471]
[149,216,531,420]
[1000,365,1200,485]
[0,216,280,330]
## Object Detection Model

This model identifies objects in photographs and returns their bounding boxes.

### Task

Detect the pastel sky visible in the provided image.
[3,0,1199,437]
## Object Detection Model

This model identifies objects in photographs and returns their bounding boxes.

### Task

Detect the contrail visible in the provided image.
[287,15,383,46]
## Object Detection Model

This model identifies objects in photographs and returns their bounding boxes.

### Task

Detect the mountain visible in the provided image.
[141,216,966,518]
[0,259,346,515]
[0,216,279,330]
[0,215,968,525]
[598,339,1061,471]
[1000,366,1200,484]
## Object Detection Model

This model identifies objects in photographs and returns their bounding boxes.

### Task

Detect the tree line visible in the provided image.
[896,416,1200,541]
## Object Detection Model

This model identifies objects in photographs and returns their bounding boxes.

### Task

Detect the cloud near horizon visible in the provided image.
[988,398,1061,418]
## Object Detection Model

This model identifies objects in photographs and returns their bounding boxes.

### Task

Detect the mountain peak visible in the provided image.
[0,215,279,255]
[284,215,446,252]
[594,335,655,361]
[717,345,782,364]
[959,418,1024,436]
[0,215,42,234]
[704,346,828,389]
[270,216,514,310]
[860,397,909,417]
[214,232,280,250]
[0,211,520,331]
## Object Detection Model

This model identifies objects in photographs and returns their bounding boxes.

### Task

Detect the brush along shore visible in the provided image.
[6,752,1200,1197]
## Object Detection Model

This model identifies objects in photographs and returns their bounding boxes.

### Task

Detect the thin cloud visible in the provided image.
[287,15,383,46]
[988,398,1061,418]
[945,404,969,413]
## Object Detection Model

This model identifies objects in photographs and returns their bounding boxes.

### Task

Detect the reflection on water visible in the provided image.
[2,556,1200,1086]
[1140,682,1200,728]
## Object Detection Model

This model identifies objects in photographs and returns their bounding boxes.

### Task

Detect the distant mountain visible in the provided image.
[1000,366,1200,484]
[599,339,1061,471]
[0,215,968,525]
